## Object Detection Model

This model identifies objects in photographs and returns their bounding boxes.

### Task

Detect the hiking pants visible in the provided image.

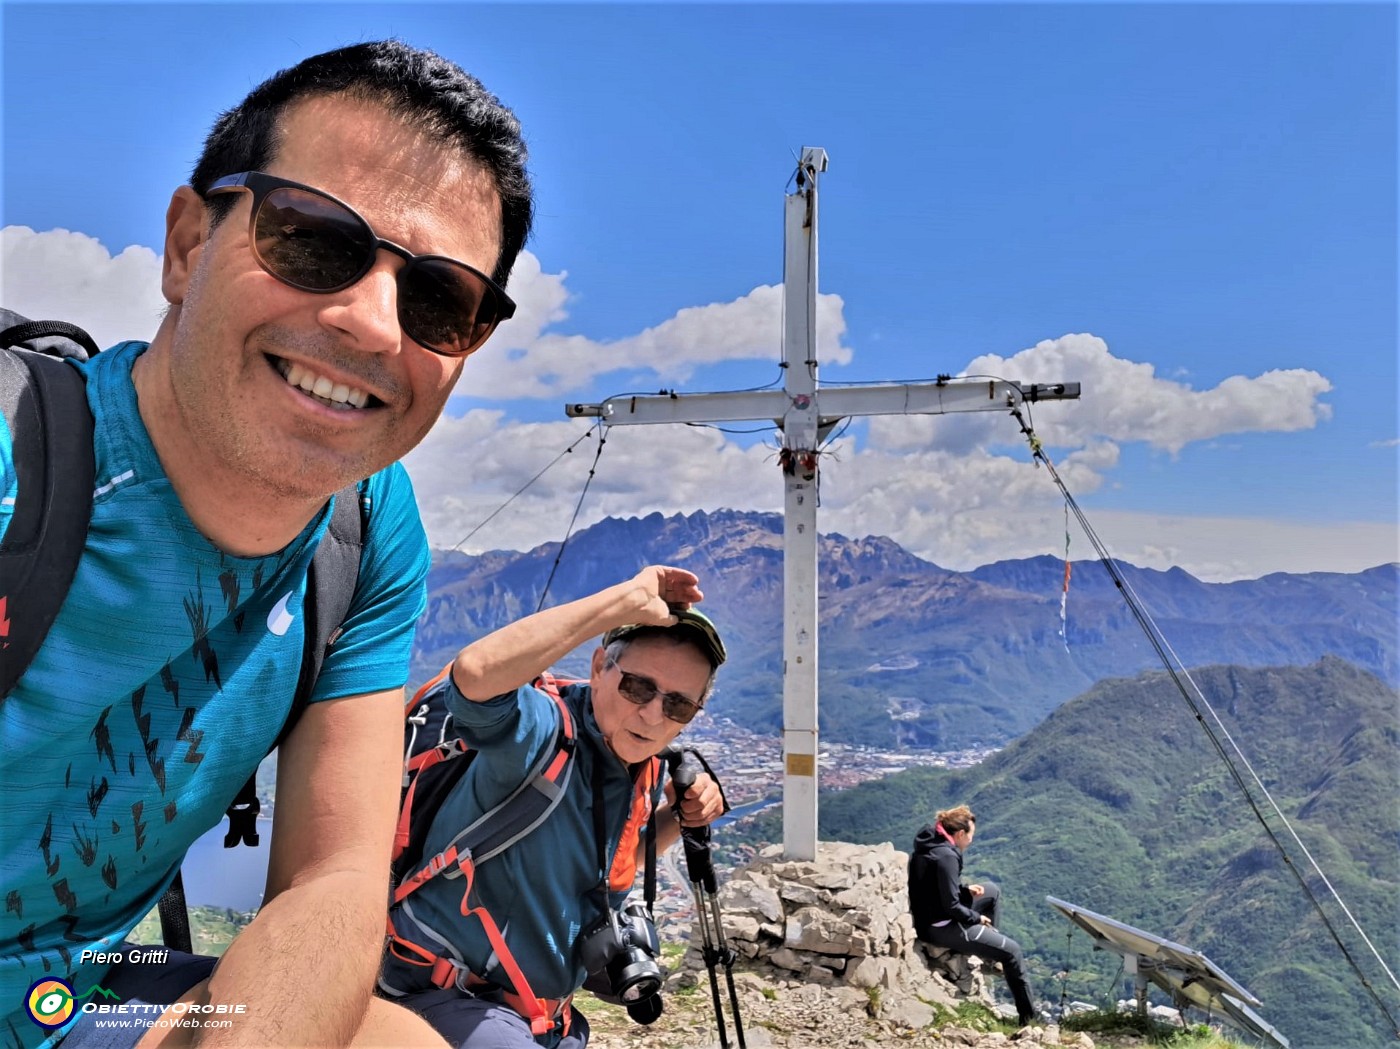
[394,987,591,1049]
[920,898,1035,1025]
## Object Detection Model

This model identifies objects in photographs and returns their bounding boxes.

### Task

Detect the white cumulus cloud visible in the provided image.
[463,282,850,400]
[8,225,1380,582]
[864,333,1333,457]
[2,226,166,348]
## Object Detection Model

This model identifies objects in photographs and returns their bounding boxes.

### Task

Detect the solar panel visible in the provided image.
[1046,895,1289,1048]
[1214,994,1293,1048]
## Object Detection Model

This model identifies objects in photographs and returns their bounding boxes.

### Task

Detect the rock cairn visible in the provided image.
[677,840,997,1031]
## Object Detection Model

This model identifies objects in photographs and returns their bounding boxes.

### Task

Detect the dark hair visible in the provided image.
[190,40,533,286]
[936,805,976,834]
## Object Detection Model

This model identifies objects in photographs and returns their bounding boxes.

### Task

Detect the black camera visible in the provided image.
[577,902,664,1015]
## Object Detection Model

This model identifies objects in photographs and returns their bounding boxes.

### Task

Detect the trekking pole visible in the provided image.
[668,750,747,1049]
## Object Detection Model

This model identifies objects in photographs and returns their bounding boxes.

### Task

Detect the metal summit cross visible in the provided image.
[566,148,1080,860]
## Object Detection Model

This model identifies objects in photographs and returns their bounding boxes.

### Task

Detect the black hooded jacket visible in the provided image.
[908,823,980,937]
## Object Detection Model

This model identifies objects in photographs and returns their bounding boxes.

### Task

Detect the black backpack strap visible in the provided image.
[0,318,100,360]
[292,479,369,737]
[220,481,368,849]
[156,872,194,954]
[0,347,95,696]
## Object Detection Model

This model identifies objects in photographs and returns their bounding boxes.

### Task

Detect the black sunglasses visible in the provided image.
[605,658,705,724]
[204,171,515,357]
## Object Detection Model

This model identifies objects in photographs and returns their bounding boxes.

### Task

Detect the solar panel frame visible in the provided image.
[1045,895,1289,1048]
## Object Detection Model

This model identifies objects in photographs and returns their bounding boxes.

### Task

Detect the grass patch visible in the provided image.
[864,985,881,1017]
[659,940,687,963]
[1062,1008,1243,1047]
[128,905,254,956]
[928,999,1017,1034]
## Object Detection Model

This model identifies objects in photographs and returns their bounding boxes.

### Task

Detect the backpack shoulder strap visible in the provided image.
[292,479,368,739]
[0,317,100,360]
[391,673,579,905]
[0,345,95,696]
[220,480,368,849]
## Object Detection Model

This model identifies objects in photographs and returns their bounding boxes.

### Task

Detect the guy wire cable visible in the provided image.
[1009,401,1400,1038]
[1100,958,1126,1005]
[535,424,609,613]
[1058,926,1073,1012]
[449,421,603,554]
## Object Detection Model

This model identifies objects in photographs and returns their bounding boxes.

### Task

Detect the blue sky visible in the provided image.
[4,2,1396,579]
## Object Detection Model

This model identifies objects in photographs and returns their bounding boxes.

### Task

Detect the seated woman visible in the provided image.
[907,805,1037,1026]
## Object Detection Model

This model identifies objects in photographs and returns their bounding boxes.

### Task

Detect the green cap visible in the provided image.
[602,608,727,669]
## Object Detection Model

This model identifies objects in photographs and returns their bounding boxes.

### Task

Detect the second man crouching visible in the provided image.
[380,565,728,1048]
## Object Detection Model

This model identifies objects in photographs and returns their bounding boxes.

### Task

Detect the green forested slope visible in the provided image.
[748,657,1399,1049]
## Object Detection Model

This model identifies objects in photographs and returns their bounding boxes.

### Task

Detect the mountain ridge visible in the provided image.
[413,508,1397,749]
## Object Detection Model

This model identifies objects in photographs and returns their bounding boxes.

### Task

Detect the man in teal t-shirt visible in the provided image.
[1,40,533,1049]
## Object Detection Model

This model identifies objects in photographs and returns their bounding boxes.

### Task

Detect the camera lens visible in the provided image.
[608,948,663,1002]
[626,993,664,1025]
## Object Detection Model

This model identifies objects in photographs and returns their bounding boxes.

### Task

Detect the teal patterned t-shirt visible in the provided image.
[0,341,429,1048]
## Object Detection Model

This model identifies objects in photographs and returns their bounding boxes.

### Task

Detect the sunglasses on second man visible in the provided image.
[605,657,706,725]
[204,171,515,357]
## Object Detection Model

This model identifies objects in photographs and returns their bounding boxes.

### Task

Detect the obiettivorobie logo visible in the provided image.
[24,978,120,1030]
[23,976,249,1033]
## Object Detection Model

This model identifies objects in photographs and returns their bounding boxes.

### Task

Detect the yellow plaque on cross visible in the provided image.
[786,754,815,777]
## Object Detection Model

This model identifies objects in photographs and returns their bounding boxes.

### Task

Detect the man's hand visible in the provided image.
[629,566,704,626]
[967,883,985,897]
[674,771,725,827]
[648,770,726,858]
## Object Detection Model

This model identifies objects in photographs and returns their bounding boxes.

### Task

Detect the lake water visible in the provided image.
[716,796,778,828]
[178,819,272,912]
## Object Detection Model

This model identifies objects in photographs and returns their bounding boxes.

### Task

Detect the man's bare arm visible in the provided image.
[159,690,422,1047]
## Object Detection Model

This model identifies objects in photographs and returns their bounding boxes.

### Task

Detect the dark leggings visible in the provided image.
[920,884,1036,1024]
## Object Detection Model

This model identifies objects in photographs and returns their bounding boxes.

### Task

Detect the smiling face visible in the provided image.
[589,636,713,766]
[148,93,503,504]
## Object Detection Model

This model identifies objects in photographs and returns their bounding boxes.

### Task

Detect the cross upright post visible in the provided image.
[775,147,828,859]
[566,148,1080,860]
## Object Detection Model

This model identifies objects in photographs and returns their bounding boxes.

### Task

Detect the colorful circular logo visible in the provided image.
[25,977,75,1030]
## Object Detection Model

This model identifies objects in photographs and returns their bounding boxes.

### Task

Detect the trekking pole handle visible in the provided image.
[666,748,718,892]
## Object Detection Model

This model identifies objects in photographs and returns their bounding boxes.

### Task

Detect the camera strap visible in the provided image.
[589,772,611,912]
[644,805,657,911]
[588,762,659,916]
